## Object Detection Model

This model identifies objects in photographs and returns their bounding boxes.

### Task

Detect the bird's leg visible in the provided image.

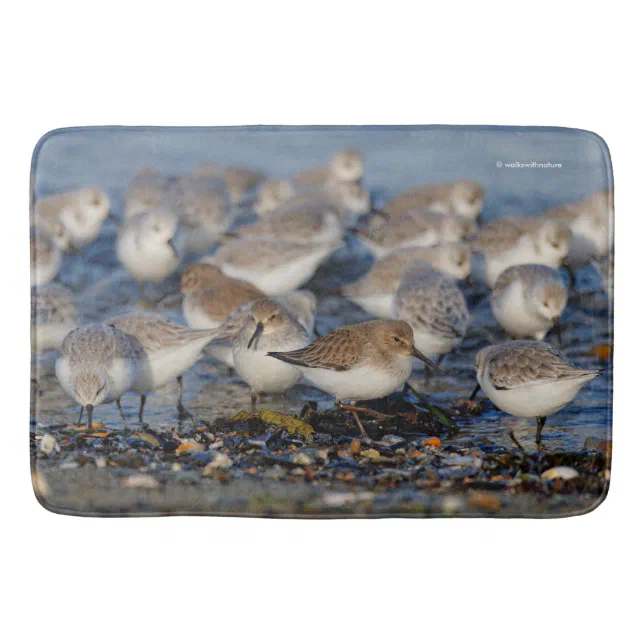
[77,407,84,425]
[176,376,197,428]
[176,375,185,414]
[138,394,147,426]
[281,392,288,414]
[535,416,547,446]
[334,401,371,440]
[350,410,370,441]
[115,398,129,430]
[251,392,258,414]
[508,428,525,452]
[469,383,481,401]
[86,405,93,431]
[336,402,393,420]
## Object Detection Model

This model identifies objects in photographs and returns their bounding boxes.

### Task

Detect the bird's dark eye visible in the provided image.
[393,336,400,342]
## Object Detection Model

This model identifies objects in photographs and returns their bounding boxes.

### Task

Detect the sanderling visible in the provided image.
[254,180,297,216]
[385,180,485,220]
[162,176,233,253]
[292,148,364,185]
[107,312,222,425]
[471,340,602,449]
[124,168,170,219]
[116,210,185,290]
[35,187,111,249]
[472,216,571,287]
[55,323,138,429]
[180,263,265,330]
[268,320,439,439]
[342,243,471,318]
[193,162,265,204]
[204,238,342,295]
[31,284,78,352]
[491,264,568,342]
[543,189,613,270]
[233,198,346,245]
[31,223,70,286]
[203,289,317,368]
[356,211,475,259]
[393,261,469,369]
[229,299,311,411]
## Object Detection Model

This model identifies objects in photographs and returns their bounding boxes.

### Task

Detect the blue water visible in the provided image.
[31,126,613,451]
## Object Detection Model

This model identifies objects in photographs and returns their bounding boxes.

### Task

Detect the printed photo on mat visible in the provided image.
[30,126,613,517]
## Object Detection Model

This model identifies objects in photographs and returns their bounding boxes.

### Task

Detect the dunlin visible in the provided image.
[31,223,70,286]
[472,216,571,287]
[35,187,111,249]
[385,180,485,220]
[180,263,265,330]
[107,312,222,425]
[393,261,469,369]
[230,299,311,411]
[268,320,439,439]
[116,210,185,289]
[356,211,475,259]
[32,284,78,352]
[491,264,568,342]
[204,237,342,295]
[55,324,138,429]
[471,341,602,449]
[292,148,364,185]
[342,243,471,318]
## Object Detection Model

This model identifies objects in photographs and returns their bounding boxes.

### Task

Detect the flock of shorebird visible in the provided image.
[31,148,613,449]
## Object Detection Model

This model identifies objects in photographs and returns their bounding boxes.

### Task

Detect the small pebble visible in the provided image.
[203,451,233,474]
[291,452,313,466]
[541,466,579,480]
[39,434,59,456]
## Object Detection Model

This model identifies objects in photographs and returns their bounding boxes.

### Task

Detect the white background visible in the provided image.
[2,2,639,642]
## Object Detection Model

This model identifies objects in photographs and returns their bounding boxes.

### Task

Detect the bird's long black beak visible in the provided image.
[247,322,264,349]
[469,383,481,401]
[411,346,445,375]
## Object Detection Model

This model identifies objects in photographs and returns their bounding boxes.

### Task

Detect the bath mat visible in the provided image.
[30,125,613,518]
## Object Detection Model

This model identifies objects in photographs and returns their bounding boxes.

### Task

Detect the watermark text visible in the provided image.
[496,161,562,168]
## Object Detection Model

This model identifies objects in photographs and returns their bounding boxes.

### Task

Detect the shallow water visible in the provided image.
[31,126,613,453]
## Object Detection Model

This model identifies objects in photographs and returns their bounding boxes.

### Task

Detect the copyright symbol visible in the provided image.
[496,161,503,168]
